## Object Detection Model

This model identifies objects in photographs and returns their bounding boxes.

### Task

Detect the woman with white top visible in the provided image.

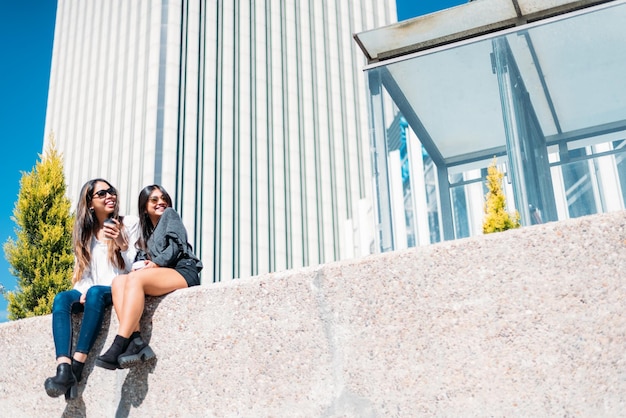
[44,179,139,400]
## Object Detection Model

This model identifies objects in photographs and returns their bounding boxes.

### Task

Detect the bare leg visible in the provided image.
[111,274,127,321]
[73,353,87,363]
[117,267,187,337]
[56,356,71,365]
[96,267,187,370]
[112,274,142,335]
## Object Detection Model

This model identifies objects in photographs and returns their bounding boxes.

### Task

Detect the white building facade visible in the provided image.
[44,0,396,282]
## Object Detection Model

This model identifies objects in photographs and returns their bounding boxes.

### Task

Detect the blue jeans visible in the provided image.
[51,285,112,358]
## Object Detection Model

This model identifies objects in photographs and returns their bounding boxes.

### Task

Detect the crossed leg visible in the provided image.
[111,266,188,338]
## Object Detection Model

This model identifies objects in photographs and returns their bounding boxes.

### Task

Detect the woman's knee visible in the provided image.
[84,285,112,306]
[111,275,127,295]
[125,271,147,289]
[52,290,78,312]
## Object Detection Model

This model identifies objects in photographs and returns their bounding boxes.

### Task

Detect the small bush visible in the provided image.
[483,159,520,234]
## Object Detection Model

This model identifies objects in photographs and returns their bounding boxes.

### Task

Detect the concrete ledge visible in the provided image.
[1,210,626,416]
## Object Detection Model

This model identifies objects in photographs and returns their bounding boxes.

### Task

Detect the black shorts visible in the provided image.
[174,257,200,287]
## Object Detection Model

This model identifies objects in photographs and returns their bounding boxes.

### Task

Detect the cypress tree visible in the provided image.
[3,138,74,319]
[483,158,521,234]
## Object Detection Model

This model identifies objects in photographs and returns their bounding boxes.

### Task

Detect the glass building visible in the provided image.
[355,0,626,252]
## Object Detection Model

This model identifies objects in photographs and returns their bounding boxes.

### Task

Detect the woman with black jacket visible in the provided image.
[95,184,202,370]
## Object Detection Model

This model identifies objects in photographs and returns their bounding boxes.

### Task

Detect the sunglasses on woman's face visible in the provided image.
[92,187,117,199]
[148,195,168,204]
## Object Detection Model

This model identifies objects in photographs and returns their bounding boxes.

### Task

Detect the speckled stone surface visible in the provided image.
[1,210,625,416]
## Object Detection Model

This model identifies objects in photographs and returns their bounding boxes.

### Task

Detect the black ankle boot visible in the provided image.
[95,335,129,370]
[71,359,85,382]
[58,359,85,400]
[44,363,77,399]
[118,333,156,369]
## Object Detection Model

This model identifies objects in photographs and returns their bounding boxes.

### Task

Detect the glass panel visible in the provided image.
[450,173,470,239]
[615,140,626,207]
[559,155,598,218]
[383,40,506,163]
[422,151,441,244]
[551,139,626,218]
[516,5,626,134]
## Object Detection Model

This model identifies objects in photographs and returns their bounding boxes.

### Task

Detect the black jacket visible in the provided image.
[144,207,202,270]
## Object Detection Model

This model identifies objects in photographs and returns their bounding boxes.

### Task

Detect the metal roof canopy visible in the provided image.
[354,0,615,65]
[354,0,626,170]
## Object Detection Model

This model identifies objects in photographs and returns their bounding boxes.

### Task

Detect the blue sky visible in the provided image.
[0,0,58,322]
[0,0,466,322]
[396,0,466,20]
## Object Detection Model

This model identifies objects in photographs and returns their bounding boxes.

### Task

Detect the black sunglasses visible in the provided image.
[148,195,168,204]
[92,187,117,199]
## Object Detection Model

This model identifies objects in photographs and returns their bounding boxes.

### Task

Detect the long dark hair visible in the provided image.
[136,184,173,254]
[73,178,125,284]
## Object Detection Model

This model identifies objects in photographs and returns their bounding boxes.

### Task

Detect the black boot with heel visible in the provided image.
[71,358,84,383]
[118,333,156,368]
[44,363,77,399]
[95,335,129,370]
[60,358,85,400]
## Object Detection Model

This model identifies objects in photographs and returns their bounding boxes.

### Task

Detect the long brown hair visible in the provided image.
[135,184,173,255]
[72,178,126,284]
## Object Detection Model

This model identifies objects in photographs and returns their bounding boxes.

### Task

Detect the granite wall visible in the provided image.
[1,210,625,417]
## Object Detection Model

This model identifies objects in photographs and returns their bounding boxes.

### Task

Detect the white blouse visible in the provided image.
[73,215,140,294]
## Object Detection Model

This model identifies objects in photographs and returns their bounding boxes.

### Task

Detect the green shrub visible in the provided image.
[483,158,521,234]
[3,138,74,319]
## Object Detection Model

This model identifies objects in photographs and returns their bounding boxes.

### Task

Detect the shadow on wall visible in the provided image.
[59,296,164,418]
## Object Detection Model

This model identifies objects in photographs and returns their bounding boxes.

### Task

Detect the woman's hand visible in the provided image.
[80,293,86,304]
[132,260,158,271]
[104,219,128,251]
[102,218,118,240]
[144,260,158,269]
